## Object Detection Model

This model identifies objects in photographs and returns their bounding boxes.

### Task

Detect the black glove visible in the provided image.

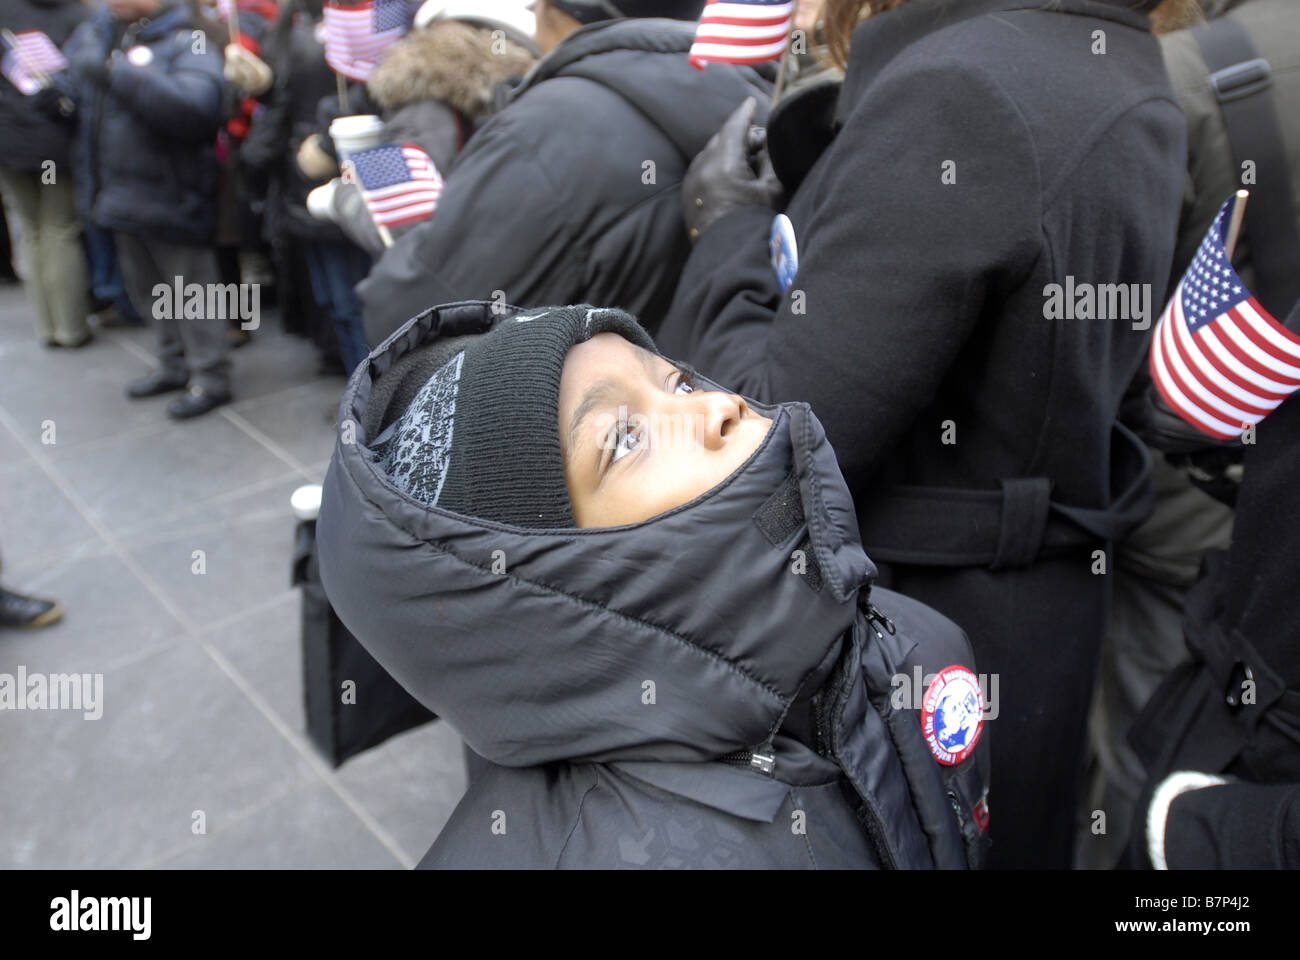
[32,81,76,120]
[682,96,783,243]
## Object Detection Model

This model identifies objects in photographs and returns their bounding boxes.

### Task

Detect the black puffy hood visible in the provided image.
[316,301,876,768]
[510,17,775,159]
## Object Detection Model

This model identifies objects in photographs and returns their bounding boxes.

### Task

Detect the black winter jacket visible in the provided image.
[0,0,86,171]
[356,18,772,346]
[241,7,347,243]
[656,0,1186,868]
[1129,302,1300,797]
[63,2,225,244]
[315,300,991,869]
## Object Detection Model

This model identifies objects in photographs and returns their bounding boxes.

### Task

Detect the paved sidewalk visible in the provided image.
[0,284,466,868]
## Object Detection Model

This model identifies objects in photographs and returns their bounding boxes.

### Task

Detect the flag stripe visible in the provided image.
[1165,294,1270,422]
[1209,306,1300,386]
[689,0,792,69]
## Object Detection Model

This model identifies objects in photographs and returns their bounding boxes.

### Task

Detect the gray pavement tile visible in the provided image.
[335,719,469,867]
[47,413,290,535]
[118,475,305,627]
[204,589,304,737]
[0,419,32,474]
[0,551,179,676]
[145,778,404,869]
[0,460,102,571]
[228,325,329,403]
[229,378,344,471]
[0,332,163,454]
[0,640,317,869]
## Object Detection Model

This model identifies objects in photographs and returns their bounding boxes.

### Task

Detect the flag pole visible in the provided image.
[771,44,789,107]
[336,72,348,112]
[227,1,241,44]
[1225,189,1249,262]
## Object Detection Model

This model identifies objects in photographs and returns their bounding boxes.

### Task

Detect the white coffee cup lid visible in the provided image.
[291,484,323,521]
[329,114,385,144]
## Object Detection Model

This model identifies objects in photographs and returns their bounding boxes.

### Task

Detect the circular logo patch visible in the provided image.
[126,45,154,66]
[920,665,983,766]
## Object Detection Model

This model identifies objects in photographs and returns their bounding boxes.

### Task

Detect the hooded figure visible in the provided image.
[356,12,774,346]
[316,301,990,869]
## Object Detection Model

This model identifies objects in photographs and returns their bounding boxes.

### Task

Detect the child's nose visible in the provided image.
[695,391,748,450]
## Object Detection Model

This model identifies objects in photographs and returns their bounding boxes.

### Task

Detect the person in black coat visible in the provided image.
[655,0,1193,868]
[61,0,232,417]
[356,2,773,346]
[0,0,90,346]
[1126,299,1300,864]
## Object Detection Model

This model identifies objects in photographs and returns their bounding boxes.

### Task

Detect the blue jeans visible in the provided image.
[304,239,372,375]
[82,223,143,322]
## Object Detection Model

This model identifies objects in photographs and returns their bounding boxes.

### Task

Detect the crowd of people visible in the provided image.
[2,0,1299,870]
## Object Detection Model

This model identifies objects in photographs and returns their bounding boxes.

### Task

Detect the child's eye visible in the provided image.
[674,366,698,394]
[610,423,642,464]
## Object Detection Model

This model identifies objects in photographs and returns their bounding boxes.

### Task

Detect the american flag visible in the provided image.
[689,0,794,70]
[350,142,443,228]
[321,0,416,82]
[1149,194,1300,440]
[1,30,68,95]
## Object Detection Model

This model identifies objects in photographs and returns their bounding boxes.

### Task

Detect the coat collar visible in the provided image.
[835,0,1163,127]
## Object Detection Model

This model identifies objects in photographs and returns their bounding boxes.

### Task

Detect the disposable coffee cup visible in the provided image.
[291,484,323,522]
[329,114,386,163]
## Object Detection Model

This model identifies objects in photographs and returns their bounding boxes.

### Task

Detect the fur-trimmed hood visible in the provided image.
[367,19,536,119]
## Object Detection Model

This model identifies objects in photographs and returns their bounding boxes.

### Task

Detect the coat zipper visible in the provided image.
[719,746,775,775]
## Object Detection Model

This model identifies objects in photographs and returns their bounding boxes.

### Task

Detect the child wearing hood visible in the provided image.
[316,301,991,869]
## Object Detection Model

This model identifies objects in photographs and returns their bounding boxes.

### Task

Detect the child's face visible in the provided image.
[558,333,774,527]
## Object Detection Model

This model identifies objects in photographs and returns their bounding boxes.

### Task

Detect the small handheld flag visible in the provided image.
[321,0,416,83]
[350,142,443,229]
[1149,192,1300,440]
[689,0,794,70]
[1,29,68,95]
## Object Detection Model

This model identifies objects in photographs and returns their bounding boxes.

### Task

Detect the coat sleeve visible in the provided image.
[357,110,584,345]
[656,60,1042,485]
[1164,780,1300,869]
[104,35,225,142]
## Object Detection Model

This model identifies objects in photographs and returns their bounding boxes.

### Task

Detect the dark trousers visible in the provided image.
[303,239,371,375]
[115,231,231,394]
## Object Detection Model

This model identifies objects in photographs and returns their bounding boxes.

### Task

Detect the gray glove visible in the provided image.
[683,96,782,243]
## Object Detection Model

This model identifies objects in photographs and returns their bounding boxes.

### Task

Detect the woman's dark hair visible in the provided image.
[821,0,1205,69]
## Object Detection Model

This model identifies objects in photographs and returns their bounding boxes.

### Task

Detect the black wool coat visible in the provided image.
[0,0,88,171]
[656,0,1186,868]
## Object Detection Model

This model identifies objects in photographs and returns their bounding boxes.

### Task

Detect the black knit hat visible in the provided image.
[548,0,706,25]
[373,304,658,528]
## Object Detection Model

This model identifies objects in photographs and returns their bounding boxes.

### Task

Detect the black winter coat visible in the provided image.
[63,3,225,245]
[356,18,772,346]
[315,300,991,870]
[655,0,1186,868]
[1129,302,1300,798]
[0,0,86,171]
[241,8,347,244]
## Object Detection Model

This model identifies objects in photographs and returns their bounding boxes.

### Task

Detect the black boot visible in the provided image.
[0,587,63,629]
[167,384,231,420]
[126,369,189,399]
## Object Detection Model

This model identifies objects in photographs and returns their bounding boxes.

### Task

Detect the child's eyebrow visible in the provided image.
[564,378,619,468]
